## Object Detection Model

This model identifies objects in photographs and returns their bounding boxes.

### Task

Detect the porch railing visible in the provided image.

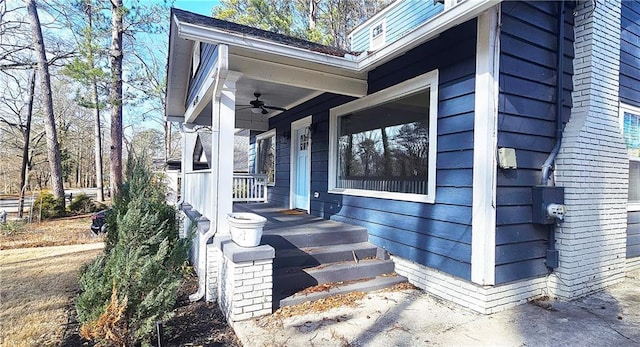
[233,173,268,202]
[337,177,428,195]
[183,171,212,215]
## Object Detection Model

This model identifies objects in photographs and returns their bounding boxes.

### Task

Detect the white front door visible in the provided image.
[291,116,312,211]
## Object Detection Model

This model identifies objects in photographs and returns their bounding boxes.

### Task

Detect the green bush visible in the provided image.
[32,191,65,220]
[76,156,190,346]
[0,219,27,236]
[68,193,100,214]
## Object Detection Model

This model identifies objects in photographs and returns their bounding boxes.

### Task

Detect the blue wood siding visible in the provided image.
[186,43,218,108]
[496,1,574,283]
[266,94,354,206]
[248,131,258,174]
[621,1,640,109]
[337,19,478,280]
[628,211,640,258]
[264,20,477,280]
[350,1,443,52]
[621,1,640,259]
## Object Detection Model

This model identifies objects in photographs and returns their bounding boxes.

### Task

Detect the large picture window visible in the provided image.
[329,70,438,203]
[622,104,640,208]
[256,129,276,185]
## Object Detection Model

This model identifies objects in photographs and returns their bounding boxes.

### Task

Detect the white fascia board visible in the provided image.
[174,0,500,75]
[356,0,502,71]
[176,20,360,70]
[166,19,189,117]
[471,6,499,286]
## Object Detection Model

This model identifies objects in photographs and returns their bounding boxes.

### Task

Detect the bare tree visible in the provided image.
[25,0,65,206]
[109,0,123,198]
[18,69,36,218]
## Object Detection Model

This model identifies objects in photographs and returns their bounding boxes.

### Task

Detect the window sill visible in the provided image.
[328,188,435,204]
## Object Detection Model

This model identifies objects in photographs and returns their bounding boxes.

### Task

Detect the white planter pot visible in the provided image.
[227,212,268,247]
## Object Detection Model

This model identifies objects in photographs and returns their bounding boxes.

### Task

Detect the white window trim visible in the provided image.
[328,69,439,204]
[369,19,386,51]
[256,129,276,186]
[621,102,640,211]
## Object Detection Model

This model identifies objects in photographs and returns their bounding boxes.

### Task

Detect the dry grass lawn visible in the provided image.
[0,243,104,346]
[0,216,104,346]
[0,215,103,250]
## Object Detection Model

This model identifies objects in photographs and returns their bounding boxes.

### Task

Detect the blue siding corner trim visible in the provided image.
[496,1,574,284]
[620,1,640,109]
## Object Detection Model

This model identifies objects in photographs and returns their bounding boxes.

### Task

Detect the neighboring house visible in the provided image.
[165,0,640,319]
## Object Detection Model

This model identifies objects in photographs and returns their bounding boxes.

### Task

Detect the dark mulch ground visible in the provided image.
[60,272,241,347]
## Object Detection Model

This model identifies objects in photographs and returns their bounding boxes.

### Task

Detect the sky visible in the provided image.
[172,0,220,16]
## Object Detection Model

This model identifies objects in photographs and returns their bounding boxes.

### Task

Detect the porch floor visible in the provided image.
[232,203,406,309]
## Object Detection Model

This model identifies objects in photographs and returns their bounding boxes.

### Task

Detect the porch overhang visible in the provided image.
[165,0,502,126]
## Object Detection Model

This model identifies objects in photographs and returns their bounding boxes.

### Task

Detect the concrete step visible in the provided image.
[274,259,396,298]
[278,273,408,308]
[262,224,368,249]
[273,242,378,269]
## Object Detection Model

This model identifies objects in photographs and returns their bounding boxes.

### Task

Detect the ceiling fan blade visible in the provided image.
[263,105,287,111]
[236,106,252,110]
[261,108,269,115]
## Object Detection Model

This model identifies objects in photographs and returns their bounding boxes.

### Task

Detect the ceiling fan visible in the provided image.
[237,93,287,115]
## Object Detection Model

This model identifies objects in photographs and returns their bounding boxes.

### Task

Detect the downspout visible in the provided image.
[540,1,566,271]
[189,45,229,302]
[541,1,566,187]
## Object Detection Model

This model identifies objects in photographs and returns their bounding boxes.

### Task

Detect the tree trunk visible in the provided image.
[18,69,36,219]
[26,0,65,207]
[86,3,104,202]
[109,0,123,199]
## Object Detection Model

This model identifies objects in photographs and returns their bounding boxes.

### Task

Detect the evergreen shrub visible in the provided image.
[68,193,100,214]
[76,156,190,346]
[32,191,65,219]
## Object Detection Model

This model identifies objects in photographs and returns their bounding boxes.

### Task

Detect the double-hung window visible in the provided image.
[256,129,276,185]
[621,103,640,209]
[329,70,438,203]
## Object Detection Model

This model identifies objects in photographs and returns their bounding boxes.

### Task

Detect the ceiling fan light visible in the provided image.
[251,107,262,114]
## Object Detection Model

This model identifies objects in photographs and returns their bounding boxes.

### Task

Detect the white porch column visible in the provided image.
[551,0,627,299]
[210,72,240,236]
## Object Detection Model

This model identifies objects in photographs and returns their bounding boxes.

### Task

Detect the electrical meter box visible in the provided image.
[532,186,565,224]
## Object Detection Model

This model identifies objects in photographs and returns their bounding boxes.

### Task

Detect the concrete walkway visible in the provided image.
[234,270,640,346]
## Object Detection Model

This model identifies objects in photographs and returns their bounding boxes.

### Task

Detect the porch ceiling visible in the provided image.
[185,75,319,131]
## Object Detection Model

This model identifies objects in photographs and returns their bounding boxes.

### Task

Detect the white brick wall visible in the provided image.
[219,255,273,322]
[393,257,548,314]
[206,244,220,302]
[553,0,627,300]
